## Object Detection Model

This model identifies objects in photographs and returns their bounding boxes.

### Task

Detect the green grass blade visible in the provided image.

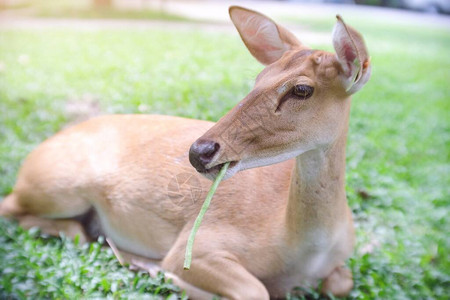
[183,162,230,270]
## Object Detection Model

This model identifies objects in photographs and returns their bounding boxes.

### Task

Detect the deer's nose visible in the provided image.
[189,139,220,172]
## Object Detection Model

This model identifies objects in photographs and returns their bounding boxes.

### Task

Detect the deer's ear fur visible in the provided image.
[332,15,371,94]
[229,6,303,66]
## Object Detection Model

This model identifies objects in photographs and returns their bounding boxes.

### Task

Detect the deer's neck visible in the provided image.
[285,128,349,242]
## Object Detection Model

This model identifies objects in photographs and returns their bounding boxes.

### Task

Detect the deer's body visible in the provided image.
[0,6,370,299]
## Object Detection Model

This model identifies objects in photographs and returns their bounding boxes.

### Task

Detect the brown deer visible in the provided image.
[0,6,371,299]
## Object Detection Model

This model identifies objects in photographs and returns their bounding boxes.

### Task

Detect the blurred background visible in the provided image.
[1,0,450,14]
[0,0,449,299]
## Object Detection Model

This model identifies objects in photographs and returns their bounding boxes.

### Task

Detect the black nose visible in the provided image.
[189,139,220,172]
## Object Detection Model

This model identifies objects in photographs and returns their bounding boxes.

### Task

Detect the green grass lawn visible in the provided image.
[0,0,190,21]
[0,15,449,299]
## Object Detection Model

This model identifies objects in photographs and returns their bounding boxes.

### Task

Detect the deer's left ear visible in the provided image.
[229,6,303,66]
[332,15,371,94]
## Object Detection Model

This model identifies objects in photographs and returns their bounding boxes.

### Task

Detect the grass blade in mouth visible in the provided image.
[183,162,230,270]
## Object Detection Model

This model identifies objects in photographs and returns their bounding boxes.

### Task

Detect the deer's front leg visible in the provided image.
[321,264,353,297]
[161,231,269,300]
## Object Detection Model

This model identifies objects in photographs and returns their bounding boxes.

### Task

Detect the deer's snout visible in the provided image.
[189,139,220,173]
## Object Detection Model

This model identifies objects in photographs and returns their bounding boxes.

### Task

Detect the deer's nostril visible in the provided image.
[200,142,220,159]
[189,140,220,172]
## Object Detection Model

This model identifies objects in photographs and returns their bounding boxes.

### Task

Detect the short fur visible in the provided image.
[0,6,371,299]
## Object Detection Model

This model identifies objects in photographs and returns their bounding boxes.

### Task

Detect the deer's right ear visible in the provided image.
[332,16,371,94]
[229,6,302,66]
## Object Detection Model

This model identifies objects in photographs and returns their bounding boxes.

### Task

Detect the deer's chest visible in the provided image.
[263,227,346,297]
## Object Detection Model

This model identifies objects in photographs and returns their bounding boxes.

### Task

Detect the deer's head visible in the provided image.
[190,6,371,180]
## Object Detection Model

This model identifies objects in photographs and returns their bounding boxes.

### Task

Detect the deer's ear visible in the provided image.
[332,15,371,94]
[229,6,302,65]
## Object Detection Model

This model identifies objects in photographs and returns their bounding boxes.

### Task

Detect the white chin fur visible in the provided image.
[199,147,309,181]
[239,147,310,172]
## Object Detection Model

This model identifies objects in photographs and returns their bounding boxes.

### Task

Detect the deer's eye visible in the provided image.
[292,84,314,100]
[275,84,315,113]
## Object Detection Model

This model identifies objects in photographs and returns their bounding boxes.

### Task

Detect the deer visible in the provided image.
[0,6,371,299]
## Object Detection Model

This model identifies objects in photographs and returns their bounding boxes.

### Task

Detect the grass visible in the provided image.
[0,13,449,299]
[0,0,190,21]
[0,222,184,299]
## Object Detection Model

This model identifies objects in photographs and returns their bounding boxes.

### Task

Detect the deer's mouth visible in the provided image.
[200,161,240,180]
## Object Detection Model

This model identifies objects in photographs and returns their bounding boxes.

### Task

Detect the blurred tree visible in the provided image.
[355,0,403,8]
[93,0,112,8]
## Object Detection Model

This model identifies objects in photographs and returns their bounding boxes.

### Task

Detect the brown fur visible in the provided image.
[0,6,371,299]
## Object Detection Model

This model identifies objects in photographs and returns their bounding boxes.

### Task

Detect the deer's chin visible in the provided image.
[237,147,311,172]
[199,161,241,181]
